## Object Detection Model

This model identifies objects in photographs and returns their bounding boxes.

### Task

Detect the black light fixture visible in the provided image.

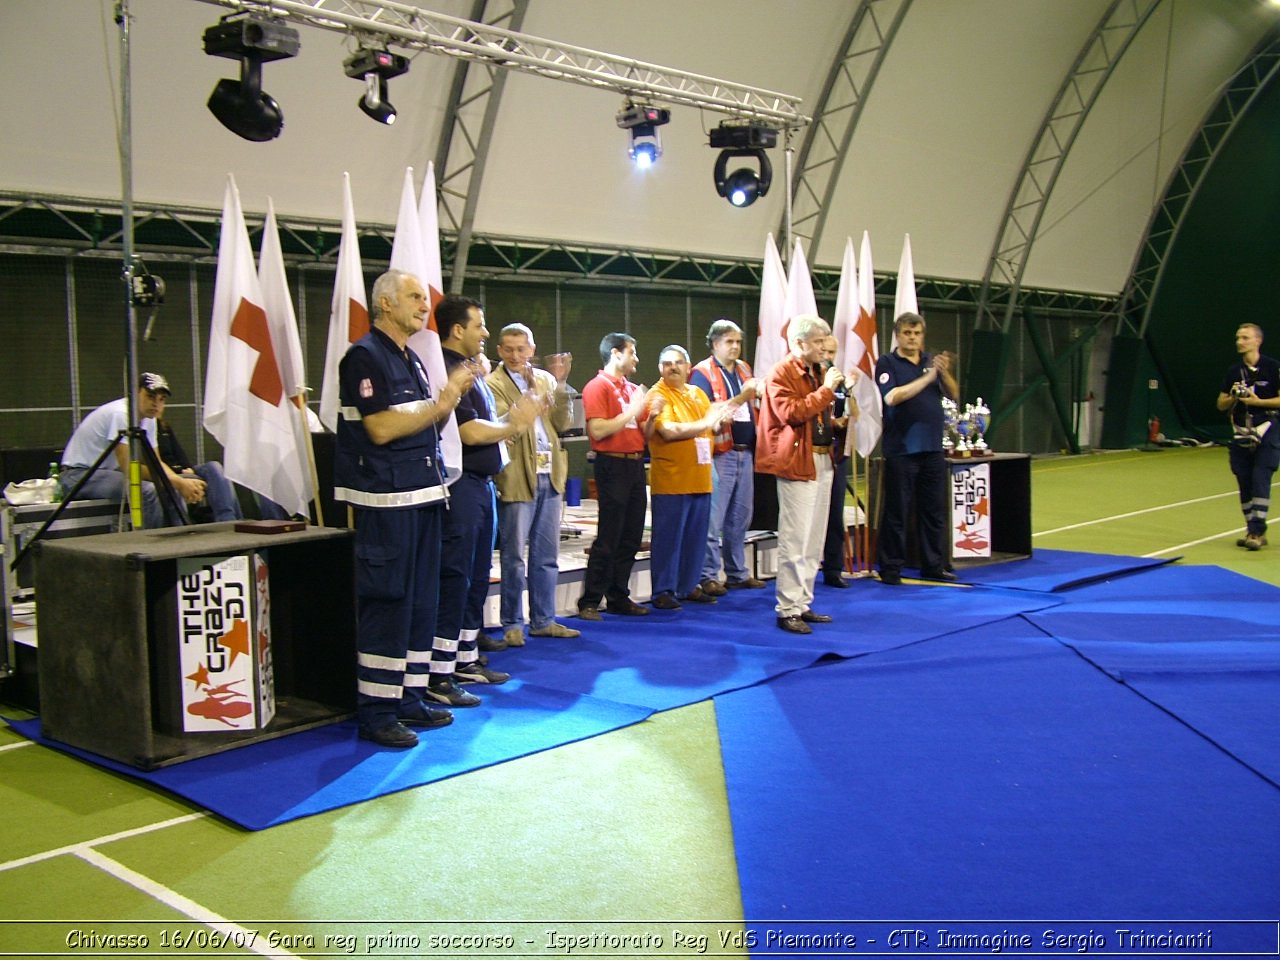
[617,102,670,169]
[710,121,777,207]
[345,47,409,125]
[203,13,300,142]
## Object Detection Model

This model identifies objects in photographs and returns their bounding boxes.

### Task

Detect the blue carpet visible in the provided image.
[7,685,650,830]
[715,619,1280,929]
[955,547,1174,592]
[1024,564,1280,787]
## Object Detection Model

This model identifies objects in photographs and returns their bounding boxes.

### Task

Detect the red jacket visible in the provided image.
[755,354,835,481]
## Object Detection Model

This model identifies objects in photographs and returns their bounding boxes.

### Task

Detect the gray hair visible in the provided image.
[894,311,926,334]
[658,344,690,365]
[370,269,412,321]
[787,314,830,346]
[498,322,535,346]
[706,318,743,348]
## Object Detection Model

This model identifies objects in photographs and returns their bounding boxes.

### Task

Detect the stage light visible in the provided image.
[618,101,670,169]
[713,148,773,207]
[345,47,409,126]
[203,13,300,142]
[709,121,778,207]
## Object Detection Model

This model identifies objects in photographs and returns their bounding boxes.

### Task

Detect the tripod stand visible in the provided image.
[8,427,188,576]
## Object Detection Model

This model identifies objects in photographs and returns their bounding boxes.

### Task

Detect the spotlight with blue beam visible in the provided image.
[617,102,670,169]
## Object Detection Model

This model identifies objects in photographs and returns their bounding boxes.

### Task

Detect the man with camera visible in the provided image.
[1216,323,1280,551]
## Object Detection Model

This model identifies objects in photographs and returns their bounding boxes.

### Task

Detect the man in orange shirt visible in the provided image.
[645,345,735,610]
[578,333,651,620]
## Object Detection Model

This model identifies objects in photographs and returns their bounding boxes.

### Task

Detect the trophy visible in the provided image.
[942,398,959,453]
[971,397,991,454]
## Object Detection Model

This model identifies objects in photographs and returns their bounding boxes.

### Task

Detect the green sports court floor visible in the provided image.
[1,445,1274,957]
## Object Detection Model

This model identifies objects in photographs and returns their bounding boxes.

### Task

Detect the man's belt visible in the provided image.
[731,444,753,451]
[812,445,832,454]
[598,451,644,460]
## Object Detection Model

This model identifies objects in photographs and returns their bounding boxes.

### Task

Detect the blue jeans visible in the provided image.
[190,461,243,521]
[60,466,164,529]
[499,473,562,630]
[702,449,754,583]
[651,492,712,598]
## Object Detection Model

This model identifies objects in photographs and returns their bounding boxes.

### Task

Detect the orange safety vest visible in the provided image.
[692,356,754,455]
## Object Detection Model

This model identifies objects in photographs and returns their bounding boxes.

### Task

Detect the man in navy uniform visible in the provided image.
[1216,322,1280,550]
[334,269,475,748]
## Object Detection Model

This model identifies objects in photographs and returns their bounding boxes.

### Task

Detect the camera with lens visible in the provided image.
[1231,382,1252,399]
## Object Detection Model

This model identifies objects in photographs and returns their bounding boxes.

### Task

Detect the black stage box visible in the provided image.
[36,522,356,769]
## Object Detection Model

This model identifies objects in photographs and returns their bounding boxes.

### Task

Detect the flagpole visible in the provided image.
[295,397,323,526]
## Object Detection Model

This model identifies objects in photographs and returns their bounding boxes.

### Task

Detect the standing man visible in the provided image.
[488,322,581,645]
[875,312,959,585]
[690,319,765,595]
[645,345,734,609]
[334,270,471,748]
[1216,322,1279,550]
[430,296,541,706]
[577,333,651,620]
[756,315,845,634]
[60,372,206,529]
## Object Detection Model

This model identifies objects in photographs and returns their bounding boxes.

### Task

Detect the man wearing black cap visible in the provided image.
[59,373,207,528]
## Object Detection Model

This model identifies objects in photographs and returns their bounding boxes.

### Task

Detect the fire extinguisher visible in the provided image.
[1148,415,1160,443]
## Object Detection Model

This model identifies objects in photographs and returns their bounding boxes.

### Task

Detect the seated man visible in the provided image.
[154,391,243,522]
[59,373,205,528]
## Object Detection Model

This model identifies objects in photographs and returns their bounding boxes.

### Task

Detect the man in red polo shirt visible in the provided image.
[578,332,652,620]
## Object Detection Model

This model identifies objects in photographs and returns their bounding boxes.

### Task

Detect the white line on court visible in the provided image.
[1034,490,1237,536]
[75,847,305,960]
[0,740,35,753]
[0,812,208,873]
[1145,527,1244,557]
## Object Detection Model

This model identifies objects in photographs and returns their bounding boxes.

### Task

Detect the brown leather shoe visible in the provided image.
[650,592,683,610]
[577,605,604,622]
[502,626,525,647]
[727,577,766,589]
[800,609,833,623]
[529,621,582,638]
[700,578,728,597]
[681,586,717,604]
[776,615,812,635]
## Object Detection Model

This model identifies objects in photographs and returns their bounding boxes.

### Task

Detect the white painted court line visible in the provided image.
[0,740,35,753]
[1145,527,1244,557]
[1035,478,1280,538]
[75,847,304,960]
[1034,490,1238,536]
[0,812,208,873]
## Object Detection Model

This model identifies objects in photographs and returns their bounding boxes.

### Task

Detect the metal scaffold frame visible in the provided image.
[190,0,809,126]
[974,0,1162,334]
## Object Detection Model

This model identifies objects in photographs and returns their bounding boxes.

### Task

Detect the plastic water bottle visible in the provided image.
[47,461,62,502]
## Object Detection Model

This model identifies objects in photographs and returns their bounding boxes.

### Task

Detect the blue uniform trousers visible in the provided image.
[1229,438,1280,536]
[435,472,496,672]
[353,503,442,731]
[878,451,948,576]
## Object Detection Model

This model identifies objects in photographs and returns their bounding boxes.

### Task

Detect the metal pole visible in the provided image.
[783,138,795,258]
[116,0,145,527]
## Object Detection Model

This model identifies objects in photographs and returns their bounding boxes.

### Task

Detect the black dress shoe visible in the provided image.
[921,568,959,582]
[776,615,812,635]
[800,609,833,623]
[605,598,651,616]
[879,569,902,585]
[822,573,850,588]
[398,704,454,729]
[359,721,419,748]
